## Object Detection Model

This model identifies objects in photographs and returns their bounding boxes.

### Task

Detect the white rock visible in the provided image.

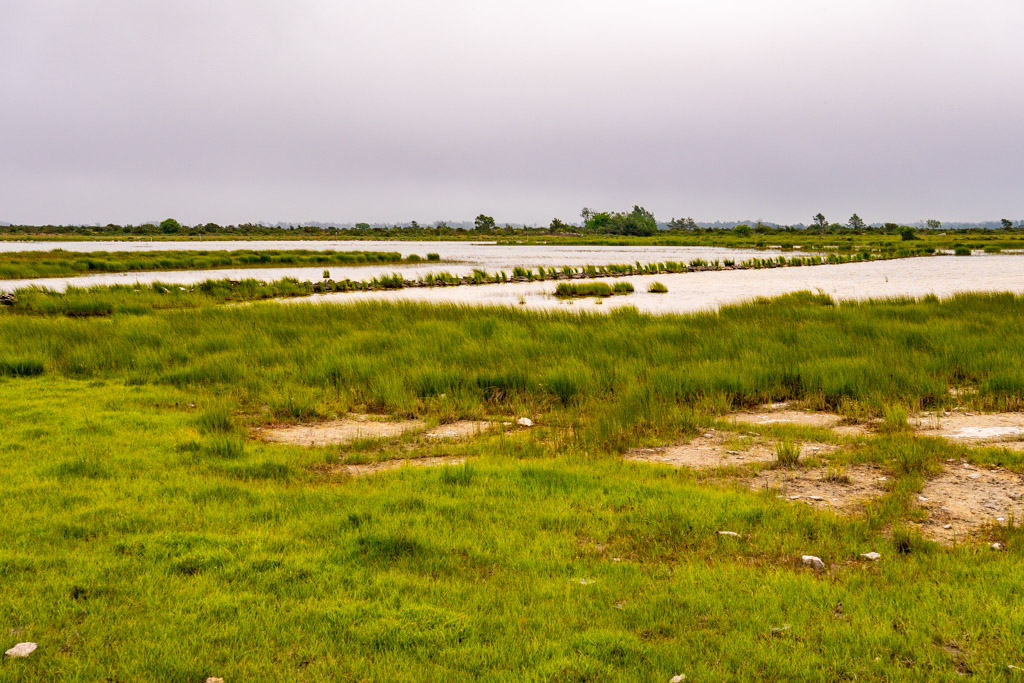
[670,675,686,683]
[809,496,824,501]
[969,473,981,480]
[717,531,740,537]
[801,555,826,570]
[5,642,37,658]
[998,518,1006,522]
[918,496,928,502]
[516,417,533,427]
[206,679,225,683]
[789,495,801,500]
[991,542,1004,551]
[860,552,881,561]
[943,524,953,529]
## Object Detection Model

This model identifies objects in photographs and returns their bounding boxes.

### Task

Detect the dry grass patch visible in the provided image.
[258,414,426,447]
[916,462,1024,544]
[750,465,889,514]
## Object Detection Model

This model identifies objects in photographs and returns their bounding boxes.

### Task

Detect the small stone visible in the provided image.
[860,552,881,561]
[998,517,1006,522]
[918,496,928,502]
[670,675,686,683]
[878,477,887,482]
[703,433,713,438]
[789,495,801,500]
[809,496,824,501]
[516,417,533,427]
[206,679,224,683]
[991,542,1004,551]
[943,524,953,530]
[612,556,621,562]
[717,530,740,537]
[801,555,826,570]
[969,473,981,480]
[941,506,949,511]
[726,450,740,455]
[5,642,37,658]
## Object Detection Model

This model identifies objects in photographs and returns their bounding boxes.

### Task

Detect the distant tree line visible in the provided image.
[2,210,1022,238]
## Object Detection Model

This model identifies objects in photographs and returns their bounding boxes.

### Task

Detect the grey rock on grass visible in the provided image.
[801,555,826,570]
[5,642,37,658]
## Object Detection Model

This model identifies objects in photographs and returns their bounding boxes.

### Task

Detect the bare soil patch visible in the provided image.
[424,420,494,440]
[625,430,839,470]
[917,462,1024,544]
[259,415,426,447]
[913,411,1024,449]
[750,465,888,514]
[727,404,869,436]
[330,456,467,477]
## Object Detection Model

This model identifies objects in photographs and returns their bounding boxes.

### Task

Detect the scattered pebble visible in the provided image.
[612,556,622,562]
[998,517,1006,522]
[770,624,791,635]
[516,417,533,427]
[991,542,1004,551]
[206,679,224,683]
[918,496,928,502]
[860,552,881,561]
[969,473,981,480]
[703,433,713,438]
[809,495,824,501]
[717,531,740,537]
[726,450,740,455]
[801,555,826,570]
[944,524,953,530]
[670,675,687,683]
[789,495,801,500]
[4,642,37,658]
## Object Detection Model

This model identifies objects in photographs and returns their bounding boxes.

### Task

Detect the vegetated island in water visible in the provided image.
[0,249,440,280]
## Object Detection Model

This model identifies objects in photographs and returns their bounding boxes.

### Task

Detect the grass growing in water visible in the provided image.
[648,281,668,293]
[554,281,633,298]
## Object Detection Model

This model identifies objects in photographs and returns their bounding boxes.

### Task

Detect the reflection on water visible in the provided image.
[290,255,1024,315]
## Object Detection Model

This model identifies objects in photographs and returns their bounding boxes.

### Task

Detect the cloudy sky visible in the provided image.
[1,0,1021,226]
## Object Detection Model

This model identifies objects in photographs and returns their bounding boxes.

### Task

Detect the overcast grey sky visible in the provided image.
[1,0,1021,226]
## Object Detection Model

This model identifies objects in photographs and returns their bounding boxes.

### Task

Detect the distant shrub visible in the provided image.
[954,247,971,256]
[426,253,441,261]
[0,357,45,377]
[648,282,668,293]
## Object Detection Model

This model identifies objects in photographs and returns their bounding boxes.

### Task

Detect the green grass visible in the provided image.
[554,281,635,298]
[3,293,1024,679]
[0,249,419,279]
[648,281,668,293]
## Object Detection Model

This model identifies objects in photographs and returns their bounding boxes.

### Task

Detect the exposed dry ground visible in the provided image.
[727,403,870,436]
[750,465,889,514]
[625,429,838,469]
[328,456,468,477]
[913,411,1024,450]
[916,461,1024,544]
[258,415,497,446]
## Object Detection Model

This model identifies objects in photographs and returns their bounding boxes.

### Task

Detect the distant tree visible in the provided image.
[754,222,772,234]
[1002,218,1014,229]
[159,218,182,234]
[474,214,496,232]
[201,222,222,234]
[847,213,866,230]
[580,207,595,224]
[355,222,371,230]
[899,226,917,241]
[926,219,941,229]
[812,213,828,229]
[668,216,698,230]
[548,218,568,233]
[583,205,657,236]
[733,224,752,237]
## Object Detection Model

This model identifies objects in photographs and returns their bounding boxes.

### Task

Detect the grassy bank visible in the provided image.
[3,294,1024,679]
[0,249,429,280]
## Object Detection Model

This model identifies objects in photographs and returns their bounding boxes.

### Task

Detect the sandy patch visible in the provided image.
[260,415,426,446]
[913,412,1024,449]
[625,430,838,470]
[917,462,1024,543]
[750,465,889,514]
[424,420,494,440]
[727,405,869,436]
[331,456,467,477]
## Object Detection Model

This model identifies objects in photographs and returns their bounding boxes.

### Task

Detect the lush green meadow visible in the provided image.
[3,294,1024,680]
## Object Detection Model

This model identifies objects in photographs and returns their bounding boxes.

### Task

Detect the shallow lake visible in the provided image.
[289,253,1024,314]
[0,242,801,292]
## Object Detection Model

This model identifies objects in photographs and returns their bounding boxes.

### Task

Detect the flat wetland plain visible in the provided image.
[4,238,1024,680]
